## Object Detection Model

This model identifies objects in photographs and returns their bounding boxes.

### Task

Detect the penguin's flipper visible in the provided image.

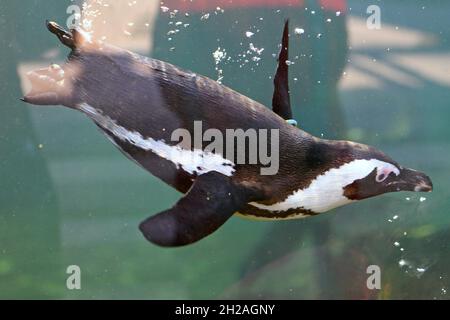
[139,171,259,247]
[272,20,293,120]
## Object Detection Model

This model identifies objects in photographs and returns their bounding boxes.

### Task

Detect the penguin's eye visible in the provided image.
[376,167,393,182]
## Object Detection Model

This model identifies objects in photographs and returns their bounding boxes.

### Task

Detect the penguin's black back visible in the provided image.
[67,43,314,195]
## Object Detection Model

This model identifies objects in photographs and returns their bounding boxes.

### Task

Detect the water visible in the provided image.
[0,0,449,299]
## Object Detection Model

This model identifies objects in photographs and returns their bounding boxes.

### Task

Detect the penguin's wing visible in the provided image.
[272,20,293,120]
[139,171,260,247]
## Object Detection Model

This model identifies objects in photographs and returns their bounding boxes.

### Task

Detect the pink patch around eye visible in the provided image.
[376,167,393,182]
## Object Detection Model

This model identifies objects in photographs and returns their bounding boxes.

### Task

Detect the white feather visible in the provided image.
[79,103,235,176]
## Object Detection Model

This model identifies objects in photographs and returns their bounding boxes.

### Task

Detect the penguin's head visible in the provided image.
[342,160,433,201]
[301,139,432,213]
[312,140,433,203]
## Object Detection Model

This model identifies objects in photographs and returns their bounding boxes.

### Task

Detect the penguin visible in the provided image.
[22,21,433,247]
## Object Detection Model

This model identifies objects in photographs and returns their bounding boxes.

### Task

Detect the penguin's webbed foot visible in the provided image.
[21,20,94,106]
[22,64,70,106]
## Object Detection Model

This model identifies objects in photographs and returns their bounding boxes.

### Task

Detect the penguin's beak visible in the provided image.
[390,167,433,193]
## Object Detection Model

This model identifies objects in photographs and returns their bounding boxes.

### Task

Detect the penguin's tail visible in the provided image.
[21,21,92,106]
[46,20,93,50]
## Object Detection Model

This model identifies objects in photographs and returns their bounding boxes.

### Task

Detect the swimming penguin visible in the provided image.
[22,21,432,247]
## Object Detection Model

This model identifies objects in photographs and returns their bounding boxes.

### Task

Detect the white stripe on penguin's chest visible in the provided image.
[250,159,399,214]
[79,103,235,176]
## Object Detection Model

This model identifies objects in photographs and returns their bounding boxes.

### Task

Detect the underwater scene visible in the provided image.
[0,0,449,299]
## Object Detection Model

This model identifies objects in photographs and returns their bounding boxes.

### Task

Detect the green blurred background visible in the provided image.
[0,0,449,299]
